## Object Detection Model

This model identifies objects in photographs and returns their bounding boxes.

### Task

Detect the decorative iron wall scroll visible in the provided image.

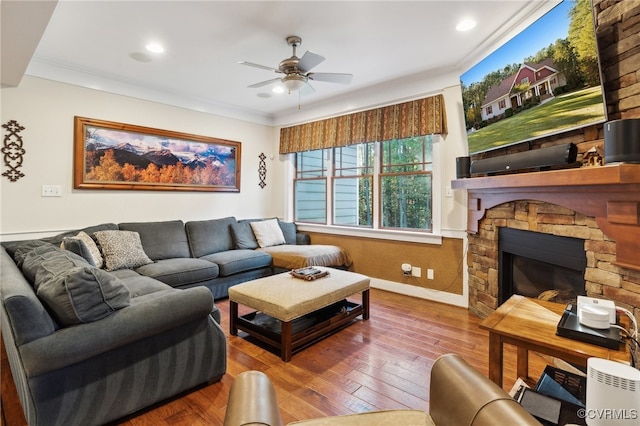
[2,120,26,182]
[74,116,241,192]
[258,152,267,188]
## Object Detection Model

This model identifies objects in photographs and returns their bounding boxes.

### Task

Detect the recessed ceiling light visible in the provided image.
[272,86,285,94]
[145,42,165,54]
[456,18,476,32]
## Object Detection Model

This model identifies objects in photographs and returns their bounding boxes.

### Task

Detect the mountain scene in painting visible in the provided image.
[84,126,236,187]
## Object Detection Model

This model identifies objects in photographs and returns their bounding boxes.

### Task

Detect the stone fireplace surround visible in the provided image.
[452,165,640,321]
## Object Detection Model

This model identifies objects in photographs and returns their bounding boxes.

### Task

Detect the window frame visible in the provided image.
[292,135,439,238]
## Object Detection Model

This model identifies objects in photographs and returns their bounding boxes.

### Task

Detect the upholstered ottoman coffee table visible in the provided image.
[228,267,370,361]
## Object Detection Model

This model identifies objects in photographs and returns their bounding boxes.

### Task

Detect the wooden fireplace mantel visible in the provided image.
[451,164,640,271]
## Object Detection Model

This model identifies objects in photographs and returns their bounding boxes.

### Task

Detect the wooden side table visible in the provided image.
[479,295,629,388]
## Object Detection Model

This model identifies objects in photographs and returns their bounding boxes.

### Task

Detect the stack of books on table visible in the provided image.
[513,365,587,426]
[289,267,329,281]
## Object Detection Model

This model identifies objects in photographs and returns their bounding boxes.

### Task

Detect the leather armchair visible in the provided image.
[224,353,541,425]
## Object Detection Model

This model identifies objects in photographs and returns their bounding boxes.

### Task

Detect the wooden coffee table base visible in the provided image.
[230,292,369,361]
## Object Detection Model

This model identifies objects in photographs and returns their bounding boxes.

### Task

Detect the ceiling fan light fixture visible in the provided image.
[282,74,307,93]
[272,86,285,94]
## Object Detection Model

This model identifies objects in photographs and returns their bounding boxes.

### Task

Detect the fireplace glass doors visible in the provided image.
[498,228,586,305]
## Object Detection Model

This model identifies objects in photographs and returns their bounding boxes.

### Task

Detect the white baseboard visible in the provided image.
[370,277,469,308]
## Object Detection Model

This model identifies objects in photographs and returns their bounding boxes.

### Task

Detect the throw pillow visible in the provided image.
[278,220,297,245]
[36,265,131,325]
[93,230,154,271]
[250,219,286,248]
[61,231,104,268]
[230,222,259,249]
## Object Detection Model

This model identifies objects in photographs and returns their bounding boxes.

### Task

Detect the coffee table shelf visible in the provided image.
[232,300,364,360]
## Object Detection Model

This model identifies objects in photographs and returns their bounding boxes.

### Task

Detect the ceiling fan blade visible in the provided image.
[238,61,280,73]
[300,82,316,95]
[308,72,353,84]
[248,77,282,88]
[297,51,325,72]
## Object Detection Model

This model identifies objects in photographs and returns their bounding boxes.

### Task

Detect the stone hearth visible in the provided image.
[467,200,640,319]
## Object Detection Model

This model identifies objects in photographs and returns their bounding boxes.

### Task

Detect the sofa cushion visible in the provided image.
[20,242,85,285]
[13,240,57,271]
[250,219,286,248]
[200,249,272,276]
[26,247,131,325]
[278,220,297,245]
[134,258,219,287]
[61,231,104,268]
[93,230,154,271]
[230,222,259,250]
[118,275,173,297]
[37,265,131,326]
[118,220,190,260]
[44,222,119,247]
[185,217,237,257]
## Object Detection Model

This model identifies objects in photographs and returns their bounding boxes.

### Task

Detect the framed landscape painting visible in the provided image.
[74,117,241,192]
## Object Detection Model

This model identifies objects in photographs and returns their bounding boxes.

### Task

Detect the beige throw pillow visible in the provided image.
[250,219,286,248]
[74,231,104,268]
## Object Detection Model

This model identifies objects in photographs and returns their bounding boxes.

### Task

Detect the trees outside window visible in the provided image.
[293,135,434,232]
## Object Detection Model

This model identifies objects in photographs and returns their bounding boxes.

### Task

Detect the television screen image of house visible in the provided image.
[460,0,606,154]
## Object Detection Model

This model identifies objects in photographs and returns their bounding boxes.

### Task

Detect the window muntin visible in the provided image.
[333,143,374,227]
[293,135,434,233]
[380,136,432,231]
[294,150,327,224]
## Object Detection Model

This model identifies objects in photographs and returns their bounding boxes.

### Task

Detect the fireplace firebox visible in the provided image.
[498,228,587,305]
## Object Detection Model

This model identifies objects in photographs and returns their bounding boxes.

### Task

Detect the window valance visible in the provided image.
[279,94,447,154]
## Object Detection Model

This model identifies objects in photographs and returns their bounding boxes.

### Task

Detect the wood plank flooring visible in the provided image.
[1,289,547,425]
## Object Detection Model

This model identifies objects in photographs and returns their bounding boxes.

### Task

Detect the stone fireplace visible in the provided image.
[467,200,604,317]
[452,165,640,320]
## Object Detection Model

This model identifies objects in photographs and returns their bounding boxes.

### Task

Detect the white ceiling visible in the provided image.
[2,0,558,126]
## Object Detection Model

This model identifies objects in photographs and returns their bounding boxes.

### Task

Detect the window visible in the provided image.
[521,77,530,84]
[294,135,434,232]
[380,136,432,230]
[499,99,506,109]
[294,150,327,224]
[333,143,374,227]
[486,106,493,115]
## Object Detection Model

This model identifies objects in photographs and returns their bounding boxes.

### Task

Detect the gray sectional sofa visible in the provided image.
[0,216,349,426]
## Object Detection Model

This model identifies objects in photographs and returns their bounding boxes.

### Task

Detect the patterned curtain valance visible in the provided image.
[279,94,447,154]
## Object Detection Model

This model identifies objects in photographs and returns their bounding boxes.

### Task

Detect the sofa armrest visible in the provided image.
[19,286,215,377]
[429,353,540,426]
[224,370,283,426]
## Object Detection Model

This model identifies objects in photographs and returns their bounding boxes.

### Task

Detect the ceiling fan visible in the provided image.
[239,35,353,94]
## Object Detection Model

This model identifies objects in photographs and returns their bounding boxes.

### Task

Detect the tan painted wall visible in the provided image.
[304,231,464,295]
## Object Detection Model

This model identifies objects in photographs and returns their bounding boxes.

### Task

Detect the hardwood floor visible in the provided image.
[1,289,547,425]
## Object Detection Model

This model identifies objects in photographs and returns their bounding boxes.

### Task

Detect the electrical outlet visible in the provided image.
[427,269,434,280]
[445,185,453,197]
[41,185,62,197]
[411,266,421,277]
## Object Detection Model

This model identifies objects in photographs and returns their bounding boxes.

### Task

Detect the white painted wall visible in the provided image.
[0,77,284,240]
[1,75,469,244]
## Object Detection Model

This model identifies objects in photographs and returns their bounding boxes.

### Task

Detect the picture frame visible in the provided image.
[74,116,241,192]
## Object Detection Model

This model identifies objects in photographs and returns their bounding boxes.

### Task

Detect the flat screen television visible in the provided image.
[460,0,607,154]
